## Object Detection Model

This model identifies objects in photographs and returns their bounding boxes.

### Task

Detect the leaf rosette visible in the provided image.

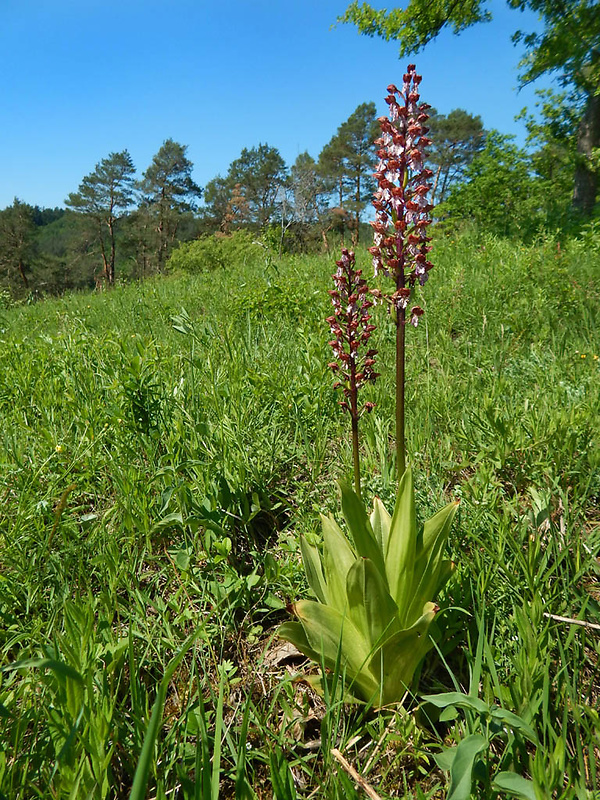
[279,468,458,706]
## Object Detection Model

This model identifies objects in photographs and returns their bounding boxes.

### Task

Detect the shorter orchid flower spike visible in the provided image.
[328,248,378,419]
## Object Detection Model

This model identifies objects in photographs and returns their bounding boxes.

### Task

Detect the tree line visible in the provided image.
[0,86,590,299]
[340,0,599,216]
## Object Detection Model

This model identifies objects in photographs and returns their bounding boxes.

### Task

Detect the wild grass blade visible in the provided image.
[128,634,196,800]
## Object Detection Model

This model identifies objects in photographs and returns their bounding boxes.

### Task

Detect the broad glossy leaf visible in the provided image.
[303,672,365,704]
[277,621,321,664]
[407,501,458,623]
[421,500,459,556]
[339,482,386,579]
[346,557,398,647]
[437,559,455,590]
[490,707,538,744]
[446,733,488,800]
[368,602,437,706]
[292,599,378,698]
[300,535,327,604]
[433,746,457,771]
[385,468,417,618]
[370,497,391,550]
[321,514,356,613]
[491,772,537,800]
[422,691,489,715]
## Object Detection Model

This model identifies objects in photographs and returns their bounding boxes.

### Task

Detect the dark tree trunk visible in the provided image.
[573,90,600,216]
[97,219,111,287]
[431,163,443,205]
[108,216,116,285]
[353,173,361,246]
[18,259,29,288]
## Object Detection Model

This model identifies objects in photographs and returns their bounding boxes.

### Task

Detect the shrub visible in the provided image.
[167,229,261,273]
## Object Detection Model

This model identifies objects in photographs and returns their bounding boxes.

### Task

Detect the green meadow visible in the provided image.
[1,230,599,798]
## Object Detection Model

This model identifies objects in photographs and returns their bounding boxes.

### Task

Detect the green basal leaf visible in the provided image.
[279,470,458,708]
[446,733,489,800]
[407,500,459,624]
[368,602,437,706]
[490,707,539,744]
[321,514,356,613]
[491,772,538,800]
[292,599,378,699]
[370,496,391,550]
[433,746,458,771]
[421,500,460,556]
[346,557,399,648]
[277,621,322,664]
[302,673,365,704]
[421,691,489,715]
[385,467,417,619]
[437,559,455,590]
[300,535,327,604]
[339,481,386,579]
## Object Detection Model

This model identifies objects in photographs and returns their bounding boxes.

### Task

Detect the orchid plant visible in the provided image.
[280,66,458,706]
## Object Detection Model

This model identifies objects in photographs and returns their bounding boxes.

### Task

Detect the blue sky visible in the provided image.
[1,0,554,210]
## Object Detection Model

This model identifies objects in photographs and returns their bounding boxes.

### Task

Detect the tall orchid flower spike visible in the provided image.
[369,65,434,477]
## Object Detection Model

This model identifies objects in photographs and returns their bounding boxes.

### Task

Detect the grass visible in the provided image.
[0,228,599,798]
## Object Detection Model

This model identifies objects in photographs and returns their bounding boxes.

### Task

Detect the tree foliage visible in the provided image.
[318,102,379,242]
[291,152,328,225]
[0,199,36,292]
[138,139,202,272]
[440,132,548,238]
[201,144,287,231]
[517,89,580,226]
[66,150,136,285]
[339,0,600,214]
[428,108,486,203]
[228,144,288,229]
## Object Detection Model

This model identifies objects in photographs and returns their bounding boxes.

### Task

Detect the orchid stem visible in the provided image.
[396,309,406,480]
[351,414,362,498]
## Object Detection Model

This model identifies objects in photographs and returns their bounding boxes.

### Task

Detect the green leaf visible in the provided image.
[346,557,398,648]
[421,691,489,715]
[300,535,327,604]
[439,704,459,722]
[407,500,458,623]
[490,707,539,744]
[421,500,459,556]
[446,733,488,800]
[292,599,378,700]
[369,602,437,706]
[174,549,191,571]
[211,670,225,800]
[384,468,417,619]
[491,772,538,800]
[129,634,197,800]
[433,746,457,772]
[321,514,356,613]
[277,621,322,664]
[151,511,184,533]
[2,657,83,684]
[339,481,386,579]
[370,496,391,550]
